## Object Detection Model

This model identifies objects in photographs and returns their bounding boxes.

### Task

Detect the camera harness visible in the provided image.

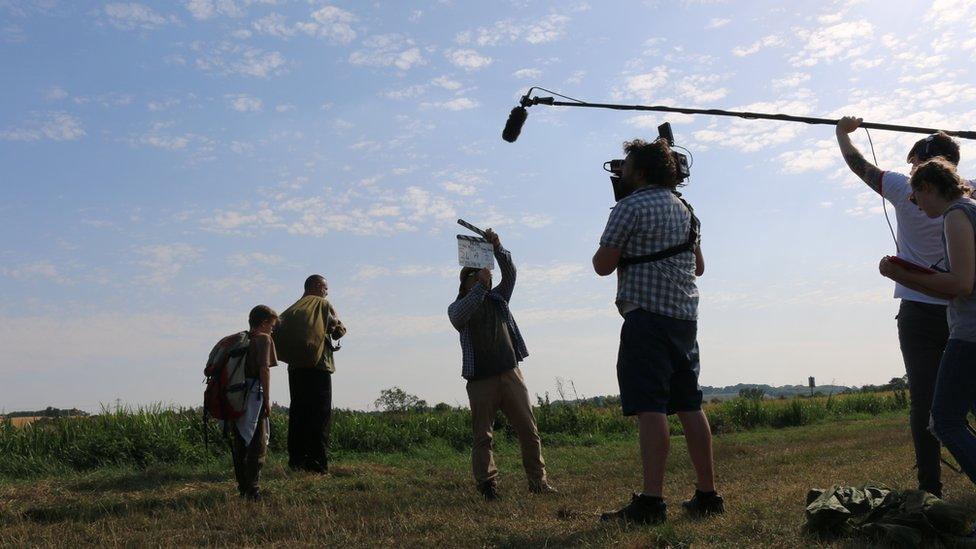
[617,190,701,267]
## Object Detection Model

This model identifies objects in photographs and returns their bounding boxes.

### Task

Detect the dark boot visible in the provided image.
[478,482,499,502]
[681,489,725,517]
[600,493,666,525]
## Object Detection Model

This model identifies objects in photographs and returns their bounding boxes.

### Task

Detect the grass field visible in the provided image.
[1,412,973,547]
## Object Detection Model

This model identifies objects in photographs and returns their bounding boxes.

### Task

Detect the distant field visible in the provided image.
[6,417,42,428]
[1,413,973,547]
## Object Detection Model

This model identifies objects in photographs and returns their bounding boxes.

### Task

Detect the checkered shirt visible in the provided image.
[447,246,528,379]
[600,186,700,320]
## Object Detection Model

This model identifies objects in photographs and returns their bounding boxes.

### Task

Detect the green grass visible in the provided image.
[0,391,911,477]
[1,413,974,547]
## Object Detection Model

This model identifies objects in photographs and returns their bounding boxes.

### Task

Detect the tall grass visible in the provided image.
[0,391,908,478]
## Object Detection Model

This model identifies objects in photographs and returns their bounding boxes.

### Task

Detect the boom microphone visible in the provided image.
[502,106,528,143]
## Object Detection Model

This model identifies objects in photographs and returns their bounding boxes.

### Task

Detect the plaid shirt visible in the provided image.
[448,246,528,379]
[600,185,700,320]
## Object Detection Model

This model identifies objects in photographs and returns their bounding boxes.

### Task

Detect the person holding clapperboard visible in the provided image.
[448,219,557,501]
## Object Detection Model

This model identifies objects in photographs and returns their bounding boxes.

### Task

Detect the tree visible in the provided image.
[374,387,427,413]
[739,387,765,401]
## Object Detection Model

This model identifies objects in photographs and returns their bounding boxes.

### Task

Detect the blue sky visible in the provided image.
[2,0,976,412]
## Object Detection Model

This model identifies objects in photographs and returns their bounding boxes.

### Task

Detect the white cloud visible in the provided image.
[229,140,253,154]
[202,208,279,234]
[227,252,282,267]
[138,121,192,150]
[0,111,85,142]
[104,3,173,30]
[1,24,26,43]
[520,214,554,229]
[627,113,697,128]
[275,103,295,113]
[194,42,287,78]
[185,0,242,20]
[520,262,586,286]
[924,0,976,26]
[791,20,875,67]
[147,97,181,111]
[252,12,296,38]
[777,139,838,174]
[441,181,476,195]
[384,84,427,100]
[1,261,71,285]
[513,68,541,79]
[43,86,68,101]
[307,5,357,44]
[772,72,811,89]
[691,96,817,153]
[706,18,730,29]
[431,76,462,90]
[845,190,885,217]
[420,97,478,111]
[226,93,262,112]
[731,34,783,57]
[445,49,492,71]
[623,66,669,101]
[456,15,570,46]
[565,70,585,85]
[349,34,425,70]
[675,74,728,103]
[134,243,203,284]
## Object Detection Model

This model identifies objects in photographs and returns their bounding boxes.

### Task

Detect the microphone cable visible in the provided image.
[864,127,899,254]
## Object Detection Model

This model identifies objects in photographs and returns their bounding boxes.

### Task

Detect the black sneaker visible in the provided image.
[479,482,500,502]
[600,493,667,525]
[682,490,724,517]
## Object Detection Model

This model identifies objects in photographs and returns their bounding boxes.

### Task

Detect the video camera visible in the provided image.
[603,122,691,202]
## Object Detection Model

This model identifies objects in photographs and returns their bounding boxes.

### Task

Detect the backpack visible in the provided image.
[203,331,251,428]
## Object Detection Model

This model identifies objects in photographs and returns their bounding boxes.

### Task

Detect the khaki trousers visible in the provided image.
[232,417,268,494]
[465,367,547,487]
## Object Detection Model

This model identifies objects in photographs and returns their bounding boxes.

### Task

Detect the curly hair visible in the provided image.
[623,138,679,188]
[908,131,960,166]
[910,157,968,200]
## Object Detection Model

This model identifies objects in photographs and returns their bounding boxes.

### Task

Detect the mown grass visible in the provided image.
[0,391,911,478]
[1,413,973,547]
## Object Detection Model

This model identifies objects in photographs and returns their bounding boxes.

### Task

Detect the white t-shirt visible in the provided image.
[881,171,958,305]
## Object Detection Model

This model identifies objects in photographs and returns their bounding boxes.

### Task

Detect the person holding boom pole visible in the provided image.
[835,115,969,498]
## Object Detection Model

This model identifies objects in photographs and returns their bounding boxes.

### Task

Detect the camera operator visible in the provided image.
[592,137,722,524]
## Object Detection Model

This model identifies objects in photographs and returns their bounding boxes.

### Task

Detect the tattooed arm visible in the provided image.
[836,115,884,195]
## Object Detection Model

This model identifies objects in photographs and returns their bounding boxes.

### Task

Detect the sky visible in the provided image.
[2,0,976,413]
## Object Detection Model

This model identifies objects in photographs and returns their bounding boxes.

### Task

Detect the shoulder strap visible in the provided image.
[618,192,699,267]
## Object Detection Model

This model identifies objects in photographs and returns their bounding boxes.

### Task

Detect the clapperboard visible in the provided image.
[456,219,494,270]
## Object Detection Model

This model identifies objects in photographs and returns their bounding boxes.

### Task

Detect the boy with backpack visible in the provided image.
[205,305,279,500]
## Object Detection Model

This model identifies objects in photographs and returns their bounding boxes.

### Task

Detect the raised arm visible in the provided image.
[483,228,516,302]
[494,246,516,301]
[448,282,487,331]
[836,116,883,194]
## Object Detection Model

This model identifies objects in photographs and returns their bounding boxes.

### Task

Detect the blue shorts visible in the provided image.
[616,308,702,416]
